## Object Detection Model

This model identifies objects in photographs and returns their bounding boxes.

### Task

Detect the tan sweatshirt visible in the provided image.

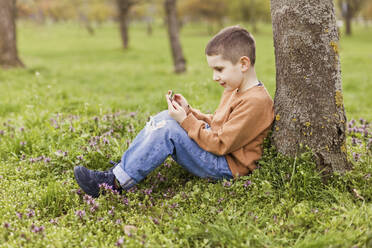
[181,85,274,177]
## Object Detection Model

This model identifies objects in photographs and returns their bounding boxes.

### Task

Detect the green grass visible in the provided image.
[0,21,371,247]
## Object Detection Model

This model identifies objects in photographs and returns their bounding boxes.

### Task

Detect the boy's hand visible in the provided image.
[173,94,190,114]
[166,91,187,123]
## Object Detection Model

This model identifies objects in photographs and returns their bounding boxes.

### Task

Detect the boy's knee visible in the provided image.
[155,110,170,120]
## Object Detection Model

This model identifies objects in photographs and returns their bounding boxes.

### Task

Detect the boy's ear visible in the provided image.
[239,56,251,72]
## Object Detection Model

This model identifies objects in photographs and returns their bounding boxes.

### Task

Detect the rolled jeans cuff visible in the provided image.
[112,164,136,190]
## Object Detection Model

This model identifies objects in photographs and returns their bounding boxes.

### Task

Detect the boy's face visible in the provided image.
[206,55,245,91]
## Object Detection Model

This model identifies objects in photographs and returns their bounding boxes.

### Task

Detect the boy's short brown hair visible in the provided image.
[205,25,256,66]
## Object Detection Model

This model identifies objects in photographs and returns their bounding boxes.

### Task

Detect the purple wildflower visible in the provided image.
[30,224,45,233]
[108,207,115,216]
[130,112,137,117]
[44,157,51,163]
[19,127,25,132]
[151,217,160,225]
[76,189,82,195]
[128,186,137,193]
[164,162,172,168]
[3,222,10,229]
[83,194,92,203]
[103,138,109,145]
[77,155,84,161]
[75,210,85,219]
[223,181,232,187]
[353,152,360,161]
[122,198,129,206]
[99,183,119,195]
[69,126,75,132]
[26,209,35,218]
[144,188,153,196]
[20,141,26,146]
[169,203,178,209]
[217,198,224,203]
[89,140,97,147]
[116,238,124,247]
[157,172,166,182]
[115,219,122,225]
[243,180,252,187]
[16,212,23,219]
[90,203,99,213]
[0,130,4,135]
[49,219,58,225]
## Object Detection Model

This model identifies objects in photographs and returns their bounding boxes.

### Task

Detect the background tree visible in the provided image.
[338,0,367,35]
[116,0,139,49]
[131,1,159,36]
[165,0,186,73]
[270,0,351,174]
[228,0,271,33]
[361,0,372,22]
[179,0,228,34]
[0,0,24,68]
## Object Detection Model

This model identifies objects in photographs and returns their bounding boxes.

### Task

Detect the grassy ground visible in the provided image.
[0,21,371,247]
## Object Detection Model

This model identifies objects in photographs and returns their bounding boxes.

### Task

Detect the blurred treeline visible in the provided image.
[15,0,372,33]
[15,0,270,30]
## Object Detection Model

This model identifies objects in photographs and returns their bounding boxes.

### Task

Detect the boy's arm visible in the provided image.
[173,94,213,125]
[181,98,274,156]
[188,107,213,125]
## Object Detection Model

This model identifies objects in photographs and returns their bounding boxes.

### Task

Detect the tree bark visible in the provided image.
[116,0,132,49]
[0,0,24,68]
[164,0,186,73]
[270,0,351,174]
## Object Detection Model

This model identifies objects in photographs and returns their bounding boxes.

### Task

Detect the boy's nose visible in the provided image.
[213,74,220,81]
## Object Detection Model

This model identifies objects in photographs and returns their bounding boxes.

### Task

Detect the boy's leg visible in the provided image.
[113,110,233,190]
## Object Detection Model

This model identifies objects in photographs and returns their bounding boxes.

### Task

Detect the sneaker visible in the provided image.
[74,166,121,198]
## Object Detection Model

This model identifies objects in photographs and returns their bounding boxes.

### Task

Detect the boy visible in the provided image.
[74,25,274,197]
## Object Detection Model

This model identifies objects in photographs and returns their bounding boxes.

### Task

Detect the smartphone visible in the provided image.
[169,91,174,101]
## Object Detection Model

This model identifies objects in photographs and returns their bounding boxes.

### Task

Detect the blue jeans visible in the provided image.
[113,110,233,190]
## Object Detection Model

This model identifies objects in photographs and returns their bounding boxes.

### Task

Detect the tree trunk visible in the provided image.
[345,11,352,35]
[116,0,132,49]
[164,0,186,73]
[0,0,24,68]
[78,13,95,36]
[270,0,351,174]
[146,20,153,36]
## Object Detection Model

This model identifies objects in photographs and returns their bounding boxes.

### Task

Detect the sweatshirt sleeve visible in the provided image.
[188,107,213,125]
[181,97,273,156]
